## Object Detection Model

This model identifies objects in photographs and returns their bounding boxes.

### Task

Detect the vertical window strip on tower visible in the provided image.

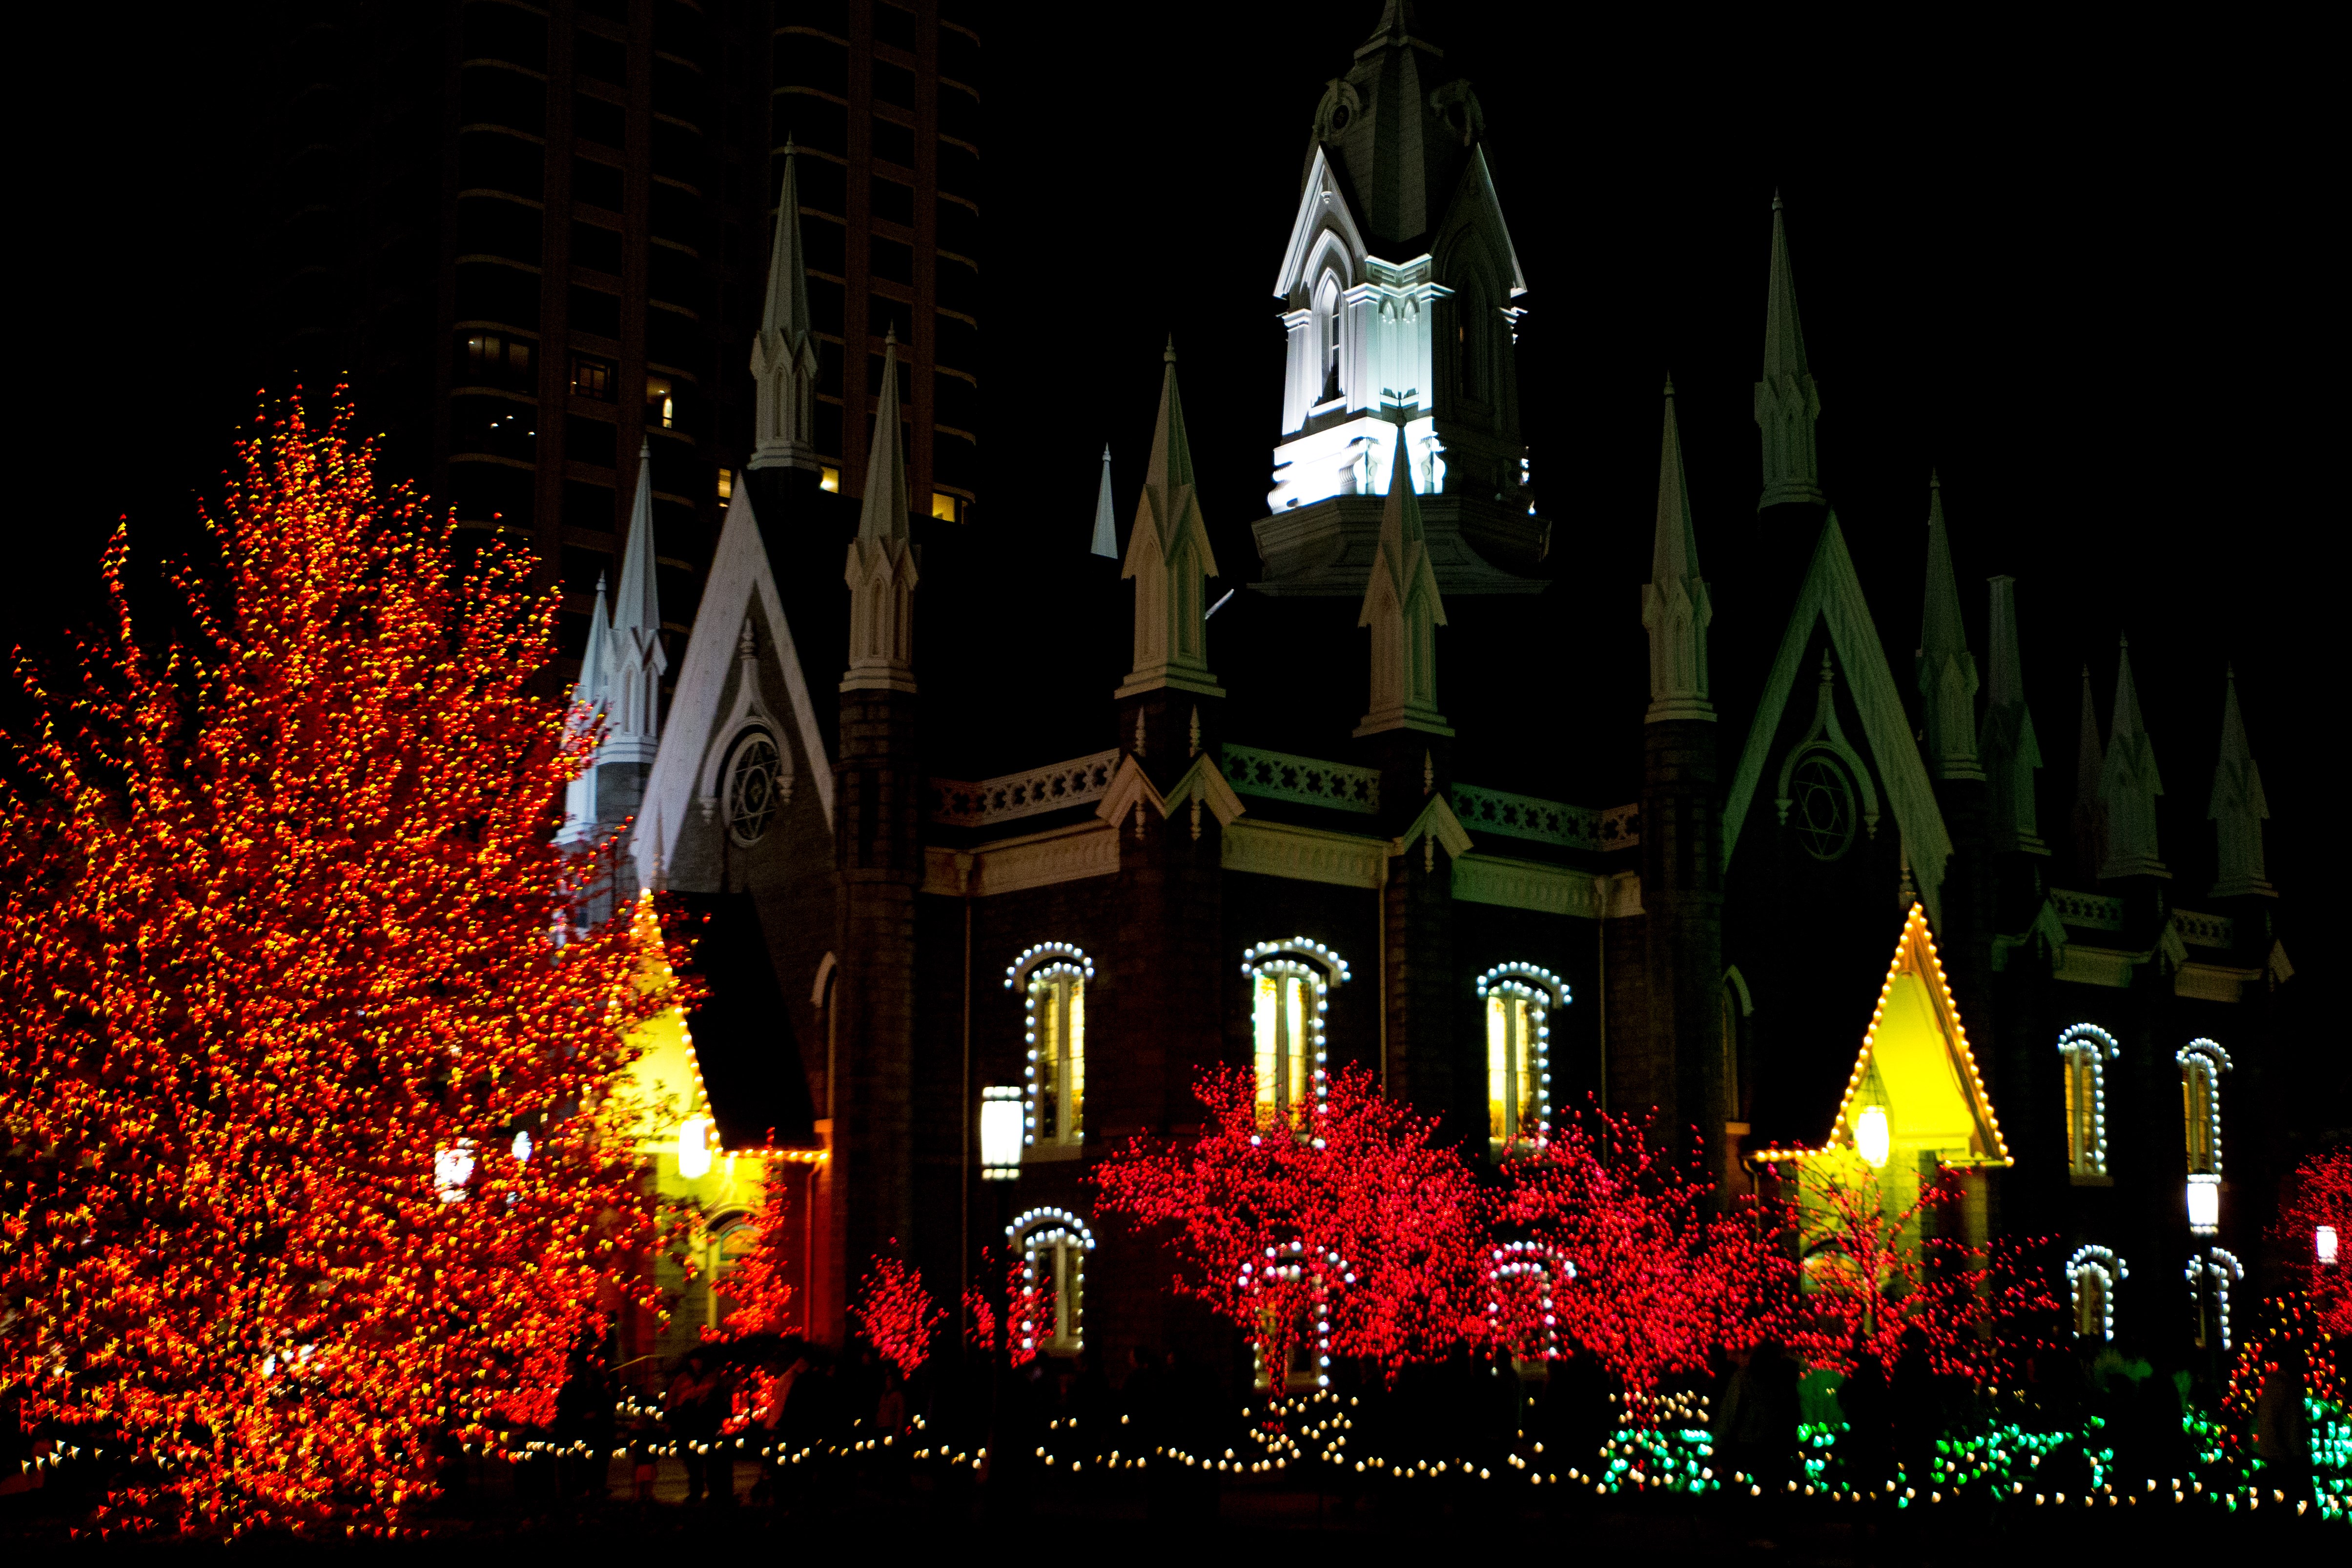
[1243,939,1350,1124]
[1004,944,1094,1148]
[2056,1024,2121,1180]
[1475,963,1569,1151]
[1006,1208,1095,1357]
[2066,1244,2127,1342]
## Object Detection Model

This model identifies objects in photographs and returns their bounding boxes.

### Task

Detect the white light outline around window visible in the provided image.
[2057,1024,2122,1178]
[1242,939,1350,1120]
[1005,944,1095,1147]
[1475,963,1569,1147]
[2186,1247,2244,1350]
[1484,1240,1575,1361]
[2066,1244,2127,1342]
[1006,1207,1096,1358]
[2175,1038,2232,1178]
[1240,1239,1339,1390]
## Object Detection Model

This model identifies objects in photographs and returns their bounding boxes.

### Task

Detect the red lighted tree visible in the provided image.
[850,1253,946,1378]
[707,1160,798,1341]
[1499,1109,1792,1407]
[2280,1144,2352,1337]
[1092,1066,1486,1383]
[0,400,671,1536]
[1782,1151,2056,1380]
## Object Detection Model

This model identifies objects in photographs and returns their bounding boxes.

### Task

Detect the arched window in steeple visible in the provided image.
[1455,273,1489,408]
[1314,271,1344,405]
[1244,939,1349,1124]
[2057,1024,2119,1182]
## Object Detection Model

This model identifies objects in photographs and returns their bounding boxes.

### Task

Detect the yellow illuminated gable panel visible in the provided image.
[1823,901,2011,1168]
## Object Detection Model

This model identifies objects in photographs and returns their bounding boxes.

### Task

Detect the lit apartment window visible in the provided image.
[1476,964,1567,1152]
[1244,939,1349,1125]
[930,491,958,522]
[2057,1024,2119,1181]
[645,375,675,430]
[572,356,614,400]
[820,466,841,493]
[1005,944,1092,1150]
[717,467,733,501]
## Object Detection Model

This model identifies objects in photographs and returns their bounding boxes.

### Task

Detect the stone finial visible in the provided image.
[841,332,919,693]
[2070,664,2107,880]
[1642,377,1713,722]
[749,142,822,473]
[1116,342,1223,700]
[1754,194,1825,510]
[2098,636,2168,879]
[1091,444,1118,559]
[1356,428,1449,736]
[1981,574,2045,853]
[1916,472,1982,779]
[605,443,667,766]
[2208,665,2275,898]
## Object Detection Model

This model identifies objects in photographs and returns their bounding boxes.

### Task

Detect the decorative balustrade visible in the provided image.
[1220,745,1381,814]
[2049,888,2125,931]
[2171,909,2235,948]
[1450,783,1638,852]
[928,750,1120,828]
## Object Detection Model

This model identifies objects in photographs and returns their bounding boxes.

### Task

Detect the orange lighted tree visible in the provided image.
[0,400,672,1535]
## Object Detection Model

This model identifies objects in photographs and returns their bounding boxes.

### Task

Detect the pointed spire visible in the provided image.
[1916,472,1982,779]
[1981,574,2045,853]
[749,142,821,472]
[605,442,666,766]
[1116,340,1223,700]
[559,574,614,843]
[2098,636,2168,879]
[1754,192,1825,511]
[1090,444,1119,558]
[2071,664,2107,880]
[841,330,919,692]
[2208,666,2274,898]
[1356,427,1449,736]
[1642,377,1713,723]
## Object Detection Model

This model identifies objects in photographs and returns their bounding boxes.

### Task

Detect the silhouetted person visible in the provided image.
[666,1350,724,1504]
[1840,1353,1893,1488]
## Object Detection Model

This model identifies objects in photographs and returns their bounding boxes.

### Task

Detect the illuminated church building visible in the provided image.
[569,4,2292,1372]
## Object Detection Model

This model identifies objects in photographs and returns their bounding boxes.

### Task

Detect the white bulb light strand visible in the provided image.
[2174,1039,2230,1179]
[2185,1248,2244,1351]
[1478,964,1568,1142]
[1016,951,1092,1148]
[1244,940,1349,1117]
[2056,1024,2121,1179]
[1484,1242,1573,1361]
[2066,1245,2126,1342]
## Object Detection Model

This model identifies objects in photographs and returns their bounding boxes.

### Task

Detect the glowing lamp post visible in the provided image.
[981,1085,1024,1181]
[676,1115,714,1181]
[2318,1224,2340,1267]
[2186,1173,2220,1236]
[1854,1105,1891,1169]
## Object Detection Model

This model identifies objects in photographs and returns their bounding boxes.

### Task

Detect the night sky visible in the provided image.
[24,6,2337,1107]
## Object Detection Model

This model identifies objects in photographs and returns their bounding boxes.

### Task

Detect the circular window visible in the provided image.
[1331,103,1351,131]
[724,732,782,846]
[1789,752,1858,861]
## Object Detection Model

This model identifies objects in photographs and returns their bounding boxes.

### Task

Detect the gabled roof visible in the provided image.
[1274,144,1372,299]
[632,488,834,892]
[1431,143,1526,298]
[1824,902,2011,1167]
[1722,513,1954,928]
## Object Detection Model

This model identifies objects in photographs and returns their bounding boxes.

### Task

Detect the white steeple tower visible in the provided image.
[1116,342,1223,700]
[1916,472,1981,779]
[1356,428,1448,736]
[1090,445,1118,558]
[558,573,613,844]
[2098,636,2168,879]
[605,442,666,767]
[1642,377,1713,723]
[2208,666,2275,898]
[1755,193,1825,510]
[749,142,821,473]
[1981,574,2045,853]
[841,330,919,693]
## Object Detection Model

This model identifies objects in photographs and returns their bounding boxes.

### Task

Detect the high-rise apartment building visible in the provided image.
[253,0,982,670]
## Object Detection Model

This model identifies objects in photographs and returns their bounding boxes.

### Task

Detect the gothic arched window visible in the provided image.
[1314,272,1344,405]
[1476,964,1567,1152]
[2057,1024,2120,1181]
[1244,938,1350,1125]
[2067,1245,2126,1341]
[2187,1247,2243,1351]
[2177,1038,2230,1177]
[1005,944,1093,1151]
[1008,1207,1095,1358]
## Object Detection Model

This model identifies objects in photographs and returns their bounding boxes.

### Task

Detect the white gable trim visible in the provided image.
[1275,145,1370,300]
[1722,514,1953,929]
[634,489,834,891]
[1434,143,1526,298]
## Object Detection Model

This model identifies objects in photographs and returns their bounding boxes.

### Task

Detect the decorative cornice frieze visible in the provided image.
[1220,818,1387,889]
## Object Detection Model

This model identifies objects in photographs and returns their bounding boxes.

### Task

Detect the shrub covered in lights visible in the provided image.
[0,399,672,1536]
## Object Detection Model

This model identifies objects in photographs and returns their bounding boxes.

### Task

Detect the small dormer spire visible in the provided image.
[749,142,822,473]
[841,330,919,693]
[1916,472,1981,779]
[1356,428,1449,736]
[1090,444,1118,558]
[559,573,614,843]
[1981,574,2045,853]
[1642,376,1713,723]
[2071,664,2107,880]
[2209,665,2275,898]
[605,443,666,766]
[1754,191,1825,511]
[1116,340,1223,700]
[2098,636,2168,880]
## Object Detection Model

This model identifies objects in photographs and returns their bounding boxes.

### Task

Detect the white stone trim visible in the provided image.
[1221,819,1387,890]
